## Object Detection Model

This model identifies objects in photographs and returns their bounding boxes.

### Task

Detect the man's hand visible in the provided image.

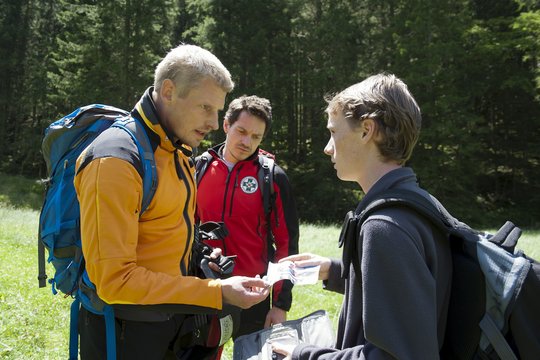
[220,276,269,309]
[207,247,222,273]
[279,253,331,281]
[271,341,295,360]
[264,306,287,328]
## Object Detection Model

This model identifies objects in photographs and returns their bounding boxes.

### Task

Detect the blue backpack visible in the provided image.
[38,104,157,360]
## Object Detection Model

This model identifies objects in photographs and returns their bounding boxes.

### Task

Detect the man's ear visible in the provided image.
[361,118,376,142]
[160,79,175,103]
[223,119,230,133]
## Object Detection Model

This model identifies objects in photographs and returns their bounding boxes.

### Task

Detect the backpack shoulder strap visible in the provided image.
[257,154,275,217]
[348,189,454,285]
[257,153,277,262]
[356,189,465,236]
[112,117,157,215]
[194,151,212,185]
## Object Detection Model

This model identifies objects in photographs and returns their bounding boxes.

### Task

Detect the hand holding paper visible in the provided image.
[264,261,320,286]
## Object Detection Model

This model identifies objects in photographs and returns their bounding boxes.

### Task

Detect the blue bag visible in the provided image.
[38,104,157,360]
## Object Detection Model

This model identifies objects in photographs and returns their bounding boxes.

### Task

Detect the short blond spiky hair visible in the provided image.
[154,44,234,97]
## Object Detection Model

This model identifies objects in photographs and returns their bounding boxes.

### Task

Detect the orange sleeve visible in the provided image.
[74,157,222,309]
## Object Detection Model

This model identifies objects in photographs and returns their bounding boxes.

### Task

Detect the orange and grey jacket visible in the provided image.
[74,87,222,319]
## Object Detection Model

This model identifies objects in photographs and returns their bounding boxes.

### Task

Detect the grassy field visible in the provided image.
[0,203,343,360]
[0,173,539,359]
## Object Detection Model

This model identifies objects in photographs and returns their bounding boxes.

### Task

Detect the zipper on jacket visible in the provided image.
[228,164,244,217]
[216,163,234,256]
[174,150,193,276]
[220,167,234,223]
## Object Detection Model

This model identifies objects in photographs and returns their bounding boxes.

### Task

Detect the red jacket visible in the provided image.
[196,144,299,310]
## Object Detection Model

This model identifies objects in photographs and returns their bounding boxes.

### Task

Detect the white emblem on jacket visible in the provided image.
[240,176,258,194]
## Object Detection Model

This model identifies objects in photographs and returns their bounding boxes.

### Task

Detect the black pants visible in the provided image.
[79,306,184,360]
[234,296,271,339]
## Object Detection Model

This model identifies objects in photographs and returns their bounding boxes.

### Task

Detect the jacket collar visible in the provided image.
[132,87,193,157]
[355,167,418,214]
[208,142,260,164]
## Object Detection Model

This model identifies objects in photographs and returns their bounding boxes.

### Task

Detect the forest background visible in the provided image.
[1,0,540,227]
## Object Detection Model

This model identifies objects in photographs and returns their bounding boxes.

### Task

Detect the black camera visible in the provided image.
[192,222,236,279]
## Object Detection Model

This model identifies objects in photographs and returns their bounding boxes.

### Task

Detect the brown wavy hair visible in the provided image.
[325,73,421,164]
[225,95,272,136]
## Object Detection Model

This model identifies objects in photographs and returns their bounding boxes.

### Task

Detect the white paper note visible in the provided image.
[264,261,320,286]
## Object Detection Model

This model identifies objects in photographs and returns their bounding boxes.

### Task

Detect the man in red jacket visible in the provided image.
[196,95,299,338]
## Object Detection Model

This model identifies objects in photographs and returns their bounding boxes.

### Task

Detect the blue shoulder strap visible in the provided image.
[112,117,157,214]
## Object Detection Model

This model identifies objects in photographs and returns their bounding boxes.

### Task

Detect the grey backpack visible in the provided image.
[346,189,540,360]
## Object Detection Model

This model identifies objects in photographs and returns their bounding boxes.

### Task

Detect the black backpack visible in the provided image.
[195,149,278,261]
[346,189,540,360]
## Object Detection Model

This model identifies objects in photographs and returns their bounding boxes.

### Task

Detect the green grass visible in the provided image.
[0,207,344,359]
[514,233,540,260]
[1,171,539,359]
[0,173,44,211]
[0,204,71,360]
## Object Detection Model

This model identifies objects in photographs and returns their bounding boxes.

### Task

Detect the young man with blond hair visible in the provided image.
[75,45,269,359]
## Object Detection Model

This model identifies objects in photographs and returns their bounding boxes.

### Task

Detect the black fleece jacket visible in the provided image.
[293,167,452,360]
